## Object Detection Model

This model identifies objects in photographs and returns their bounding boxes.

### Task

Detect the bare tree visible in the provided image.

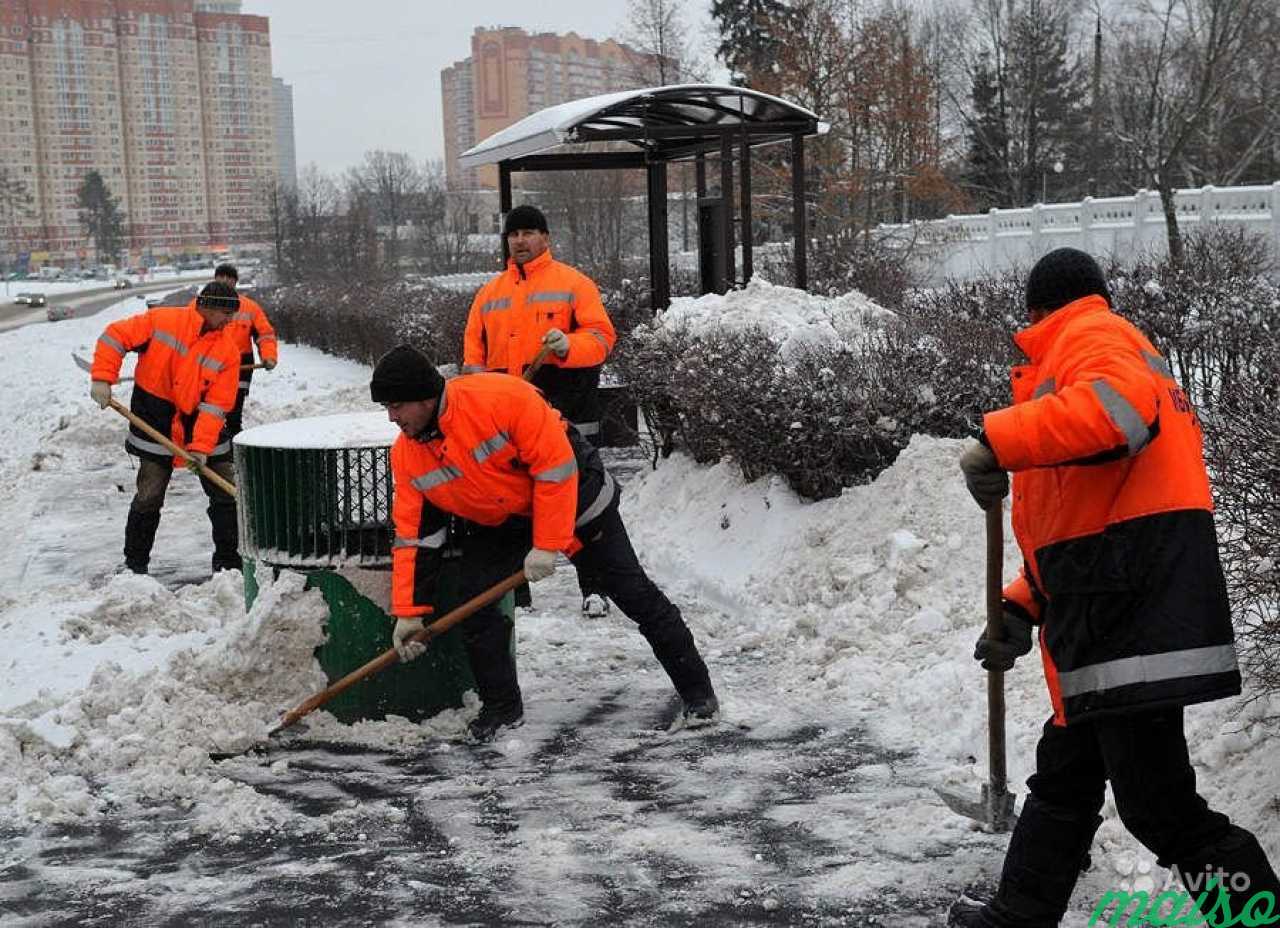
[346,150,425,269]
[1107,0,1266,264]
[623,0,690,84]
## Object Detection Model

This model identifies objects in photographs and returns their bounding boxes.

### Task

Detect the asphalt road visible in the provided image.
[0,278,200,333]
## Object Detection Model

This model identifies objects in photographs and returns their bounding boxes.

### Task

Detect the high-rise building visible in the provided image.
[0,0,277,267]
[271,77,296,191]
[442,27,658,191]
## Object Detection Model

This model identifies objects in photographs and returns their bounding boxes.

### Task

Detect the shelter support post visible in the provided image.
[647,161,671,312]
[792,133,807,291]
[720,133,735,288]
[740,133,753,284]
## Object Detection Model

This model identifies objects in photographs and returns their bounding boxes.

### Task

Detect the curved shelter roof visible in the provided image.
[459,84,824,168]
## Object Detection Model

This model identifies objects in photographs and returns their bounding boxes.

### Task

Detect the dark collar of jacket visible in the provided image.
[1013,294,1112,363]
[505,248,555,282]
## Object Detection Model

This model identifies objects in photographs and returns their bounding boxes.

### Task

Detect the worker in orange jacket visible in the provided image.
[949,249,1278,927]
[371,344,718,743]
[462,205,618,619]
[214,263,277,437]
[89,281,243,576]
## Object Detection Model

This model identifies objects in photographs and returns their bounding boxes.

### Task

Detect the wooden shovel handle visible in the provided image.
[985,505,1008,798]
[273,570,527,732]
[106,397,238,498]
[523,344,554,382]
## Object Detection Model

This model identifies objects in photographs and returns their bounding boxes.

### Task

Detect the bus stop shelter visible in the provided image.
[458,84,825,311]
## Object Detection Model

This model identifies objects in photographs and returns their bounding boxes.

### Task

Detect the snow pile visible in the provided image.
[0,569,331,829]
[653,276,896,360]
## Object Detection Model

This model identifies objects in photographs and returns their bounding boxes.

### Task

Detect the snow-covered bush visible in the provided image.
[615,278,1012,499]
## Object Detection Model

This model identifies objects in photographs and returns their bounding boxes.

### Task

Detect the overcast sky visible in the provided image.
[250,1,719,177]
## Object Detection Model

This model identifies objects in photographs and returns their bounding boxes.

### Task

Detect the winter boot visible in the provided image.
[983,797,1103,927]
[1175,826,1280,921]
[123,508,161,575]
[466,701,525,744]
[207,495,241,573]
[682,688,720,726]
[582,593,610,619]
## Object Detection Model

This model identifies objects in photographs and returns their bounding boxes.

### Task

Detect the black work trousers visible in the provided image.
[988,706,1280,927]
[453,502,714,716]
[124,457,241,573]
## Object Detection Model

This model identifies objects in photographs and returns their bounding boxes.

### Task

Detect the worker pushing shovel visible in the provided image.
[945,248,1279,927]
[87,281,245,576]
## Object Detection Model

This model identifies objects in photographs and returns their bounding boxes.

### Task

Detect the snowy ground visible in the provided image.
[0,291,1276,926]
[3,270,207,299]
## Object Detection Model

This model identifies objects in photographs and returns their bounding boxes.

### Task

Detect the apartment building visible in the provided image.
[442,27,657,191]
[271,76,295,190]
[0,0,278,267]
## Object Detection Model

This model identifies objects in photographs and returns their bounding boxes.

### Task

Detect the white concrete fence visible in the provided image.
[880,182,1280,283]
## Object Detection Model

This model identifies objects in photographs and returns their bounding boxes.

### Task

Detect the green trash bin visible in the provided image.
[235,412,512,724]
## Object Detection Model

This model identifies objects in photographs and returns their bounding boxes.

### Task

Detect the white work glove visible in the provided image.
[262,358,277,370]
[543,328,570,358]
[185,450,208,473]
[90,380,112,409]
[959,439,1009,511]
[523,548,558,583]
[392,617,427,663]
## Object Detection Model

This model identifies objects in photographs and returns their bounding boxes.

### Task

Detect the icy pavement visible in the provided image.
[0,567,989,927]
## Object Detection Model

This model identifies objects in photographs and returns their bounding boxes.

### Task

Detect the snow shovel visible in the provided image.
[211,569,528,761]
[936,505,1018,832]
[103,398,239,499]
[73,351,266,380]
[523,344,554,382]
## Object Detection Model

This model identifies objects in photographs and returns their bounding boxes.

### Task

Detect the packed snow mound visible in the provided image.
[0,569,331,829]
[651,276,896,360]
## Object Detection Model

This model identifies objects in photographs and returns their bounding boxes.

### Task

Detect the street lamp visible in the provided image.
[1042,160,1065,203]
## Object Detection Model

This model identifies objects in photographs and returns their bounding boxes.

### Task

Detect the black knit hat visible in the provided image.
[370,344,445,404]
[197,280,240,312]
[1025,247,1111,314]
[503,204,548,236]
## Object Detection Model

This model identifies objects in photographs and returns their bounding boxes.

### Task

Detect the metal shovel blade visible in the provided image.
[936,782,1018,833]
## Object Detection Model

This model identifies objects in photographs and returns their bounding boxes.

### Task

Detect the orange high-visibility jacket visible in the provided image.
[984,295,1238,725]
[225,292,278,367]
[389,373,579,618]
[462,249,616,377]
[91,302,241,461]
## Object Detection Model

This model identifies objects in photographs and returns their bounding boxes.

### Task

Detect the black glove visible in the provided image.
[959,439,1009,511]
[974,609,1035,672]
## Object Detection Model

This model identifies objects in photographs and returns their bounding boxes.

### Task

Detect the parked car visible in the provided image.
[112,277,132,289]
[15,292,46,307]
[46,304,75,322]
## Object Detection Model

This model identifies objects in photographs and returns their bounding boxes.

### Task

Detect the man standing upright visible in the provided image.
[462,204,617,618]
[89,281,243,575]
[213,263,278,437]
[950,248,1279,926]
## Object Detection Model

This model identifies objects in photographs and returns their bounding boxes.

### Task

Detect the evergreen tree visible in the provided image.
[964,52,1010,207]
[710,0,793,93]
[76,170,126,264]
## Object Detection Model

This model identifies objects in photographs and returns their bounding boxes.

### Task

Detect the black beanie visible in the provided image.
[1025,247,1111,314]
[370,344,445,404]
[503,204,548,236]
[197,280,240,312]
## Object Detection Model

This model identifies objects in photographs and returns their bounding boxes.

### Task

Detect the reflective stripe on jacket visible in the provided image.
[91,302,240,459]
[462,249,616,377]
[984,295,1239,726]
[389,373,580,617]
[225,292,278,364]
